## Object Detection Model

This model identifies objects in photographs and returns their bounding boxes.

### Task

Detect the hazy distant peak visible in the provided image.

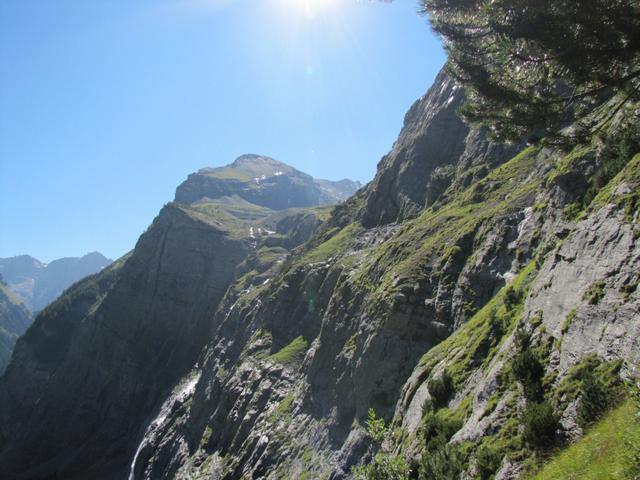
[0,252,112,312]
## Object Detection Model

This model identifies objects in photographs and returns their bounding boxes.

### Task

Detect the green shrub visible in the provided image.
[475,445,503,480]
[561,309,577,334]
[512,330,545,401]
[590,122,640,200]
[577,369,613,427]
[421,412,462,452]
[428,370,455,410]
[532,398,640,480]
[353,453,410,480]
[366,408,388,444]
[522,401,558,449]
[268,393,295,423]
[417,443,464,480]
[583,281,606,305]
[621,282,638,302]
[201,426,213,447]
[503,286,523,310]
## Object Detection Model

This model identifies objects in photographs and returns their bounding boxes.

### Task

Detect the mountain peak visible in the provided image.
[231,154,282,166]
[176,155,360,210]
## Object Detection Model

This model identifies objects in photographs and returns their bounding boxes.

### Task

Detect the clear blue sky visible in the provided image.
[0,0,445,262]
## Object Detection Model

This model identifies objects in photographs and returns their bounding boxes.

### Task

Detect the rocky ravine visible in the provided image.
[0,70,638,480]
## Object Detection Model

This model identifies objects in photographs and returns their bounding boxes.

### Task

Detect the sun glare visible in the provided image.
[280,0,340,18]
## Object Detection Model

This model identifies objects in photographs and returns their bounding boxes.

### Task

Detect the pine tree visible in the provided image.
[421,0,640,143]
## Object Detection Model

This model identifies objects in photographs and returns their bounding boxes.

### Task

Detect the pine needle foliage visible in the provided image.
[421,0,640,143]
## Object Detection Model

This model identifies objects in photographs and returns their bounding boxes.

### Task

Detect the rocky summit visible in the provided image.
[175,154,361,210]
[0,69,639,480]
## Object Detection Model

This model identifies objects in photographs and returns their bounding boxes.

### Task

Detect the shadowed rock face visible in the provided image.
[175,154,361,209]
[0,205,249,479]
[361,71,519,228]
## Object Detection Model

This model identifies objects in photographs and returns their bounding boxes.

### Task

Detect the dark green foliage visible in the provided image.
[513,350,545,401]
[421,0,640,143]
[522,401,559,449]
[583,281,606,305]
[578,122,640,211]
[512,330,545,401]
[475,445,503,480]
[353,453,410,480]
[417,443,464,480]
[552,355,624,412]
[428,370,455,410]
[503,286,522,310]
[577,369,614,428]
[593,123,640,192]
[561,309,577,335]
[420,412,462,453]
[366,408,389,444]
[621,282,638,302]
[355,410,408,479]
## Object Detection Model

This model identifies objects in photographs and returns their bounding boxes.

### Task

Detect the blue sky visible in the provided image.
[0,0,445,262]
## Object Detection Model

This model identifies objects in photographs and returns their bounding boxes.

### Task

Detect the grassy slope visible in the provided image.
[532,398,640,480]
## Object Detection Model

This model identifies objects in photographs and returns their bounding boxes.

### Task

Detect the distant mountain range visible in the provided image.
[0,252,112,313]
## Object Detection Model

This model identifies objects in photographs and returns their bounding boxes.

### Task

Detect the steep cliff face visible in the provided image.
[360,71,519,228]
[1,70,638,480]
[0,205,249,479]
